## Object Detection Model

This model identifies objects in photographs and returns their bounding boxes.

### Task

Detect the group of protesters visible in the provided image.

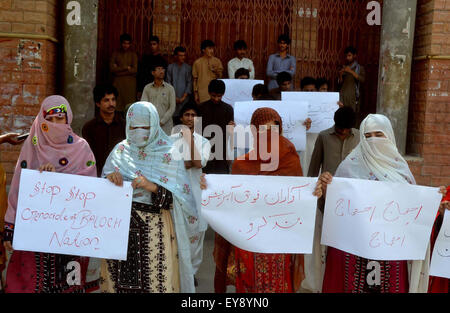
[0,33,449,294]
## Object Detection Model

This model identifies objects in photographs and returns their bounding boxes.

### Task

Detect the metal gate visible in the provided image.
[97,0,381,115]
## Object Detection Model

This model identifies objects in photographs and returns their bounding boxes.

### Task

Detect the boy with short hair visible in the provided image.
[82,84,126,177]
[110,33,138,114]
[234,68,250,79]
[167,46,192,119]
[141,63,176,135]
[269,71,293,100]
[228,40,255,80]
[339,46,366,112]
[266,34,296,90]
[193,40,223,104]
[316,78,329,92]
[198,80,234,174]
[301,76,317,92]
[137,35,168,98]
[171,102,211,284]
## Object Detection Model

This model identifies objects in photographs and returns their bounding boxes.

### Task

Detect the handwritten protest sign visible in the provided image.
[430,212,450,279]
[220,79,264,107]
[13,169,133,260]
[201,174,318,254]
[321,177,441,260]
[234,100,309,151]
[282,92,339,134]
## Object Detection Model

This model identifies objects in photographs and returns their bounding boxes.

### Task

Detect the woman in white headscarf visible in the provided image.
[319,114,445,293]
[100,102,197,293]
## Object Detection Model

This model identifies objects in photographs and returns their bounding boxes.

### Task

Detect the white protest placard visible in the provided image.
[430,212,450,279]
[282,92,339,134]
[201,174,318,254]
[220,79,264,107]
[13,169,133,260]
[321,177,441,261]
[234,100,309,151]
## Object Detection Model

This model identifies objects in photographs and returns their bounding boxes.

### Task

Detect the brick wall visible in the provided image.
[407,0,450,187]
[0,0,59,185]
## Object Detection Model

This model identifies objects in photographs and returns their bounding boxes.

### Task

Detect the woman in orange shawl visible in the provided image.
[211,108,320,293]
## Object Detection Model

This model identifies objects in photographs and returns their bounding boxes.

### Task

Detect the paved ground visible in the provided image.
[195,228,236,293]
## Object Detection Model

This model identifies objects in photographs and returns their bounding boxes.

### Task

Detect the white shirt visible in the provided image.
[171,132,211,232]
[228,57,255,79]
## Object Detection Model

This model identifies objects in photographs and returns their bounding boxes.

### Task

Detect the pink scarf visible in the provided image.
[5,95,97,224]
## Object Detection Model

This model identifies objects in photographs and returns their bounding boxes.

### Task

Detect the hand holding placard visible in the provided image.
[321,177,441,261]
[13,170,133,260]
[201,174,319,254]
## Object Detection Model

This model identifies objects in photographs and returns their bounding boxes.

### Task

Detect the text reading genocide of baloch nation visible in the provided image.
[13,169,133,260]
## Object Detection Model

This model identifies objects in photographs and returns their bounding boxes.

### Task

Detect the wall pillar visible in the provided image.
[376,0,418,154]
[62,0,98,134]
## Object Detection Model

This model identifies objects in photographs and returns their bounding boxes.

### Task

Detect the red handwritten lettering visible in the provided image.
[204,184,311,208]
[335,199,377,222]
[29,181,61,205]
[65,187,96,209]
[70,210,122,231]
[49,229,100,250]
[241,213,303,240]
[264,193,280,206]
[335,199,346,217]
[272,218,302,230]
[288,184,310,203]
[20,207,121,233]
[369,232,381,248]
[369,231,407,249]
[247,217,268,240]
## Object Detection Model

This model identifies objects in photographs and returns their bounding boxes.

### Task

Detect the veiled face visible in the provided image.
[45,115,67,124]
[364,131,386,139]
[129,126,150,130]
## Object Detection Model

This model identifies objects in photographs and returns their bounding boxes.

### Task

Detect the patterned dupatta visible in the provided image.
[102,102,197,293]
[5,96,97,224]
